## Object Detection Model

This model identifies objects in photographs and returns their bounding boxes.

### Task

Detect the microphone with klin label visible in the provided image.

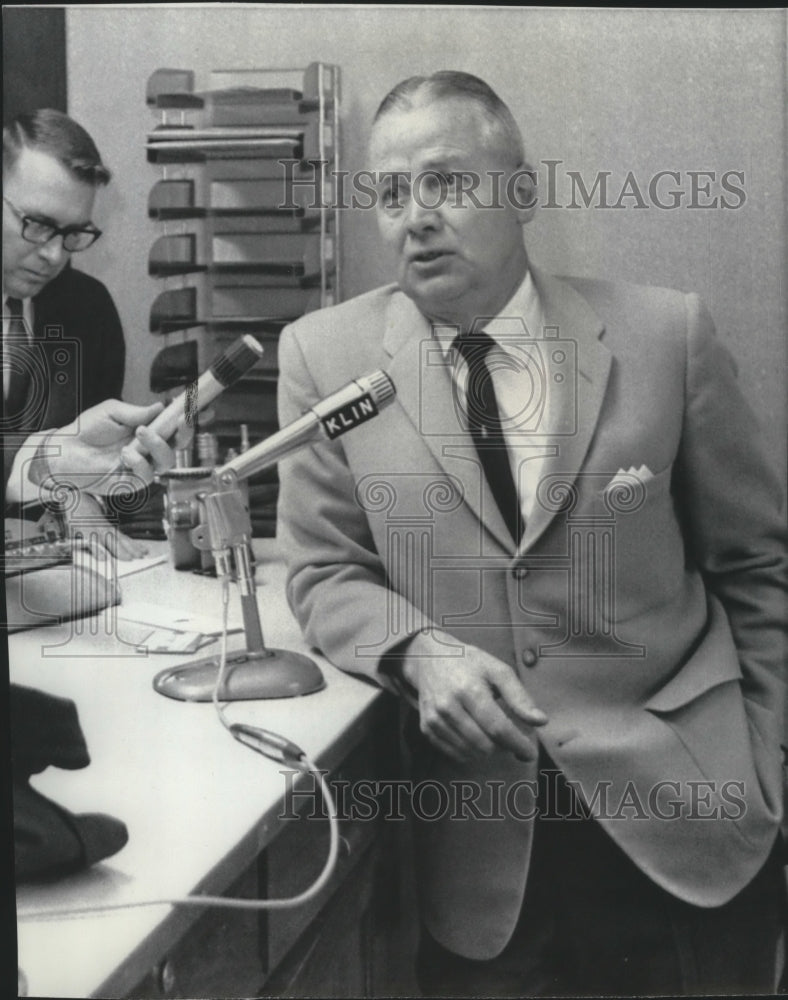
[217,369,396,481]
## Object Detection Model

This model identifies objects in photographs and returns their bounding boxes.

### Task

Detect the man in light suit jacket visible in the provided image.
[276,72,786,996]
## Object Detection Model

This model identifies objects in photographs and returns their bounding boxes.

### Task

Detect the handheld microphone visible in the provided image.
[124,335,264,459]
[217,370,397,482]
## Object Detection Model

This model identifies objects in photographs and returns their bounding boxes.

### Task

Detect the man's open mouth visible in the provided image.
[412,250,448,263]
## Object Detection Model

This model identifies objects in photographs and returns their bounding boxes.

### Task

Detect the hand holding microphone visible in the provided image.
[30,398,182,491]
[30,336,265,497]
[119,334,265,474]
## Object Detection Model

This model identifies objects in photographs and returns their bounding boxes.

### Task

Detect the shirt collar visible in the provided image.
[3,287,32,307]
[432,269,543,358]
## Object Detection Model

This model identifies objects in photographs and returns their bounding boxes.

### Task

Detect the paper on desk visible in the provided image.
[137,628,214,654]
[117,601,244,637]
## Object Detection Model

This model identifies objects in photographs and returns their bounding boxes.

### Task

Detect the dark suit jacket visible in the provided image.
[276,267,787,959]
[3,265,125,490]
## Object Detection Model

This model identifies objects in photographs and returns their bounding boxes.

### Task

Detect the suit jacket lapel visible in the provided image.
[520,267,611,552]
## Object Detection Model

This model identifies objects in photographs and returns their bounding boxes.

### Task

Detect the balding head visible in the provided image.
[373,71,527,168]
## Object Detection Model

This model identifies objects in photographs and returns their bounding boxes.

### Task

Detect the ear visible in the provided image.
[509,164,538,224]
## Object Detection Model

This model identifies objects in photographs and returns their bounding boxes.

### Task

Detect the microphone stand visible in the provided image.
[153,370,396,702]
[153,467,324,702]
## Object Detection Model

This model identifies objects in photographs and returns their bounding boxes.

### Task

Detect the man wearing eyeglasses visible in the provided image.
[3,109,174,558]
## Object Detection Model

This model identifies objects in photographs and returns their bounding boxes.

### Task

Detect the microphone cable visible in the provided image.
[17,577,340,922]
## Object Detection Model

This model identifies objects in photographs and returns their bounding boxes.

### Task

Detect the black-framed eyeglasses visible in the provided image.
[3,196,102,252]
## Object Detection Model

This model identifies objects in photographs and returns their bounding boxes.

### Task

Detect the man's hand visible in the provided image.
[36,399,177,492]
[68,492,149,561]
[401,636,548,763]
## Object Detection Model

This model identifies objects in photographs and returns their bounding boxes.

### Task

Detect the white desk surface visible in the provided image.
[12,540,383,999]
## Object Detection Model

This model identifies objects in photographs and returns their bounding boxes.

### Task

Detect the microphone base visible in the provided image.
[153,648,326,702]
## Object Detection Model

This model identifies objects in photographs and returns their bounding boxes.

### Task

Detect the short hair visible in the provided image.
[373,71,527,165]
[2,108,111,186]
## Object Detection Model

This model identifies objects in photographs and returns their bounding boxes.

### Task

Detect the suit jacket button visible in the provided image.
[511,566,528,580]
[521,648,538,668]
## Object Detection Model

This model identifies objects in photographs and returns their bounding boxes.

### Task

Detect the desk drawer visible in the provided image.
[261,842,378,998]
[264,743,381,971]
[127,863,264,999]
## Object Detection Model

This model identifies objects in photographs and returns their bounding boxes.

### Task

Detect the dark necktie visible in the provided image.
[454,331,524,545]
[3,296,32,429]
